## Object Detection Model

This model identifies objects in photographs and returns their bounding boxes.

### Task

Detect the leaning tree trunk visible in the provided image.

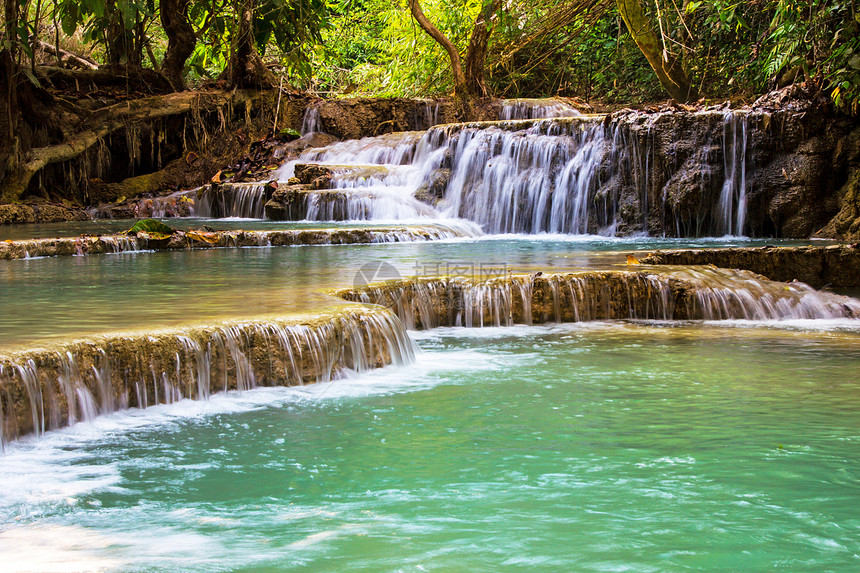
[228,0,276,88]
[408,0,498,118]
[160,0,196,90]
[462,0,498,99]
[407,0,467,96]
[616,0,697,102]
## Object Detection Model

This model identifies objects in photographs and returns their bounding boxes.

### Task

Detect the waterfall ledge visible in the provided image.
[336,269,860,329]
[640,245,860,288]
[0,307,415,445]
[0,224,482,260]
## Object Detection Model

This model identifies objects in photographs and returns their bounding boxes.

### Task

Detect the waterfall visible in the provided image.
[301,106,322,135]
[718,112,749,236]
[338,269,860,329]
[500,99,583,120]
[277,131,425,182]
[0,309,415,447]
[257,107,758,236]
[434,119,608,234]
[194,183,269,219]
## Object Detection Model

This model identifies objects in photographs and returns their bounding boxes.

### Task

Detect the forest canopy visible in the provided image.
[1,0,858,105]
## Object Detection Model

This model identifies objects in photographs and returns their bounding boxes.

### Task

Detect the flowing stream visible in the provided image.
[1,102,858,571]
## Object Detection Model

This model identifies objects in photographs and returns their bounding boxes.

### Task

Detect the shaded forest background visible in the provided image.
[1,0,859,205]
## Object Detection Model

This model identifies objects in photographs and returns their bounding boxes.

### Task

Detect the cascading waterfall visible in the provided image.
[500,99,583,120]
[433,119,608,234]
[718,111,749,236]
[272,131,440,221]
[301,106,322,135]
[338,268,860,329]
[0,309,415,447]
[195,182,269,219]
[195,104,756,236]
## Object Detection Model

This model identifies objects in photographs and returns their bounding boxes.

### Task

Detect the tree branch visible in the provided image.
[2,89,262,202]
[407,0,465,90]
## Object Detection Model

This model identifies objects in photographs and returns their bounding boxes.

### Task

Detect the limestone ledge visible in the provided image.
[639,245,860,288]
[0,224,467,260]
[0,307,413,443]
[336,269,860,329]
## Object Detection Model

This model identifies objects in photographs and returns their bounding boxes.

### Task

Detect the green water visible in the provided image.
[2,323,858,571]
[0,235,839,346]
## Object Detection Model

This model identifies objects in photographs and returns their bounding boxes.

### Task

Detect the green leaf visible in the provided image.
[128,219,175,235]
[22,68,41,88]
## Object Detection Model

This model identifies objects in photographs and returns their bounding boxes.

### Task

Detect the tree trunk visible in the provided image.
[616,0,697,102]
[462,0,498,98]
[2,0,20,183]
[160,0,196,90]
[104,0,143,66]
[228,0,276,88]
[407,0,467,95]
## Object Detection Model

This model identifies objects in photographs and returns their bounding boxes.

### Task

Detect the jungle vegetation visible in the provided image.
[0,0,857,102]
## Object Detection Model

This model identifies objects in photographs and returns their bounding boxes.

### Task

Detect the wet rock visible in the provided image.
[600,106,860,239]
[640,245,860,288]
[266,183,314,220]
[315,98,458,140]
[414,169,451,206]
[294,164,336,186]
[0,307,412,442]
[0,202,88,224]
[337,269,860,329]
[0,224,480,260]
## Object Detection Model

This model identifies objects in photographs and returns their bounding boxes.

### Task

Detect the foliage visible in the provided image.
[6,0,860,109]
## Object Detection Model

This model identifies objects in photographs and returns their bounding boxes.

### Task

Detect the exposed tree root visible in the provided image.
[2,89,265,203]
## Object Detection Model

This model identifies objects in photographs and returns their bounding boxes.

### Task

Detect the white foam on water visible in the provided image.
[0,347,498,517]
[0,525,124,572]
[407,322,621,341]
[0,343,518,570]
[703,318,860,334]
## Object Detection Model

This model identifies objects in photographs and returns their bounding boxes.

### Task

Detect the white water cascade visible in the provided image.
[301,106,322,135]
[718,112,749,236]
[190,103,755,236]
[0,309,416,447]
[431,120,607,234]
[195,182,270,219]
[500,98,583,120]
